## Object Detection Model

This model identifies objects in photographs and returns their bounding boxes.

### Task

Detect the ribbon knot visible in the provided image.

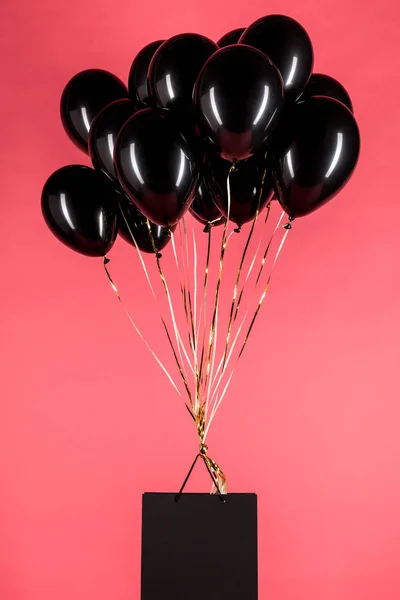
[194,407,227,495]
[199,441,208,456]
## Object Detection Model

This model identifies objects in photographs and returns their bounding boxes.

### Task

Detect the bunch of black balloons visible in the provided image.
[42,14,360,257]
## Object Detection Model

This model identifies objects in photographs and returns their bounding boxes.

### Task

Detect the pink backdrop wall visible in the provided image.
[1,0,400,598]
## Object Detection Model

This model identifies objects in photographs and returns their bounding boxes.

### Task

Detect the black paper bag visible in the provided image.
[141,492,258,599]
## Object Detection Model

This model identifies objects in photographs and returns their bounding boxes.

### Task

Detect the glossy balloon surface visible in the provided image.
[148,33,218,111]
[270,97,360,218]
[217,28,245,47]
[240,15,313,101]
[41,165,118,256]
[190,180,224,226]
[88,99,138,182]
[118,196,173,253]
[60,69,128,153]
[207,150,274,226]
[195,45,284,161]
[128,40,164,105]
[299,73,353,112]
[115,108,200,227]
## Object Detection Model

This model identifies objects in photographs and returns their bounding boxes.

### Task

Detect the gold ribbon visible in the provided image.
[220,162,269,370]
[187,404,227,495]
[238,222,291,359]
[103,256,181,396]
[201,165,235,403]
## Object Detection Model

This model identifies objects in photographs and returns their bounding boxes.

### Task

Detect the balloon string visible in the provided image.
[103,257,181,397]
[202,166,234,414]
[209,201,274,403]
[118,203,192,403]
[204,229,235,422]
[205,372,234,441]
[191,224,201,411]
[182,217,198,367]
[205,311,248,438]
[238,222,291,359]
[255,211,285,285]
[232,200,273,324]
[118,200,156,297]
[220,162,268,371]
[146,219,194,378]
[170,227,199,410]
[207,219,291,429]
[192,225,198,351]
[182,404,226,495]
[196,224,212,410]
[171,227,196,363]
[179,219,200,409]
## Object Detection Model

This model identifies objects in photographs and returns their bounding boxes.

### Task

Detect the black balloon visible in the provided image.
[194,45,284,161]
[148,33,218,111]
[128,40,164,105]
[217,28,245,47]
[60,69,128,153]
[41,165,118,257]
[240,15,313,101]
[270,97,360,218]
[115,108,200,227]
[118,196,173,254]
[207,150,274,227]
[299,73,353,112]
[88,99,138,182]
[190,180,225,227]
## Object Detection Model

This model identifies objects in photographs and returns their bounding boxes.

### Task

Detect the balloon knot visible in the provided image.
[104,256,110,265]
[156,252,162,259]
[234,225,242,233]
[199,442,208,457]
[203,222,212,233]
[283,222,292,230]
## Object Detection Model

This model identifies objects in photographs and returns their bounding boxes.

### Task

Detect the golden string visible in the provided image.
[194,405,227,494]
[180,219,200,409]
[255,210,285,285]
[170,227,196,370]
[207,215,291,423]
[238,224,291,359]
[233,200,273,324]
[209,309,248,409]
[117,203,193,403]
[145,219,194,378]
[220,163,268,371]
[205,371,234,440]
[182,218,197,362]
[116,205,226,492]
[103,257,181,396]
[197,225,212,391]
[202,165,235,400]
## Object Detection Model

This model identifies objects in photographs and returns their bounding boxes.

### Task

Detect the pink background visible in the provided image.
[1,0,400,598]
